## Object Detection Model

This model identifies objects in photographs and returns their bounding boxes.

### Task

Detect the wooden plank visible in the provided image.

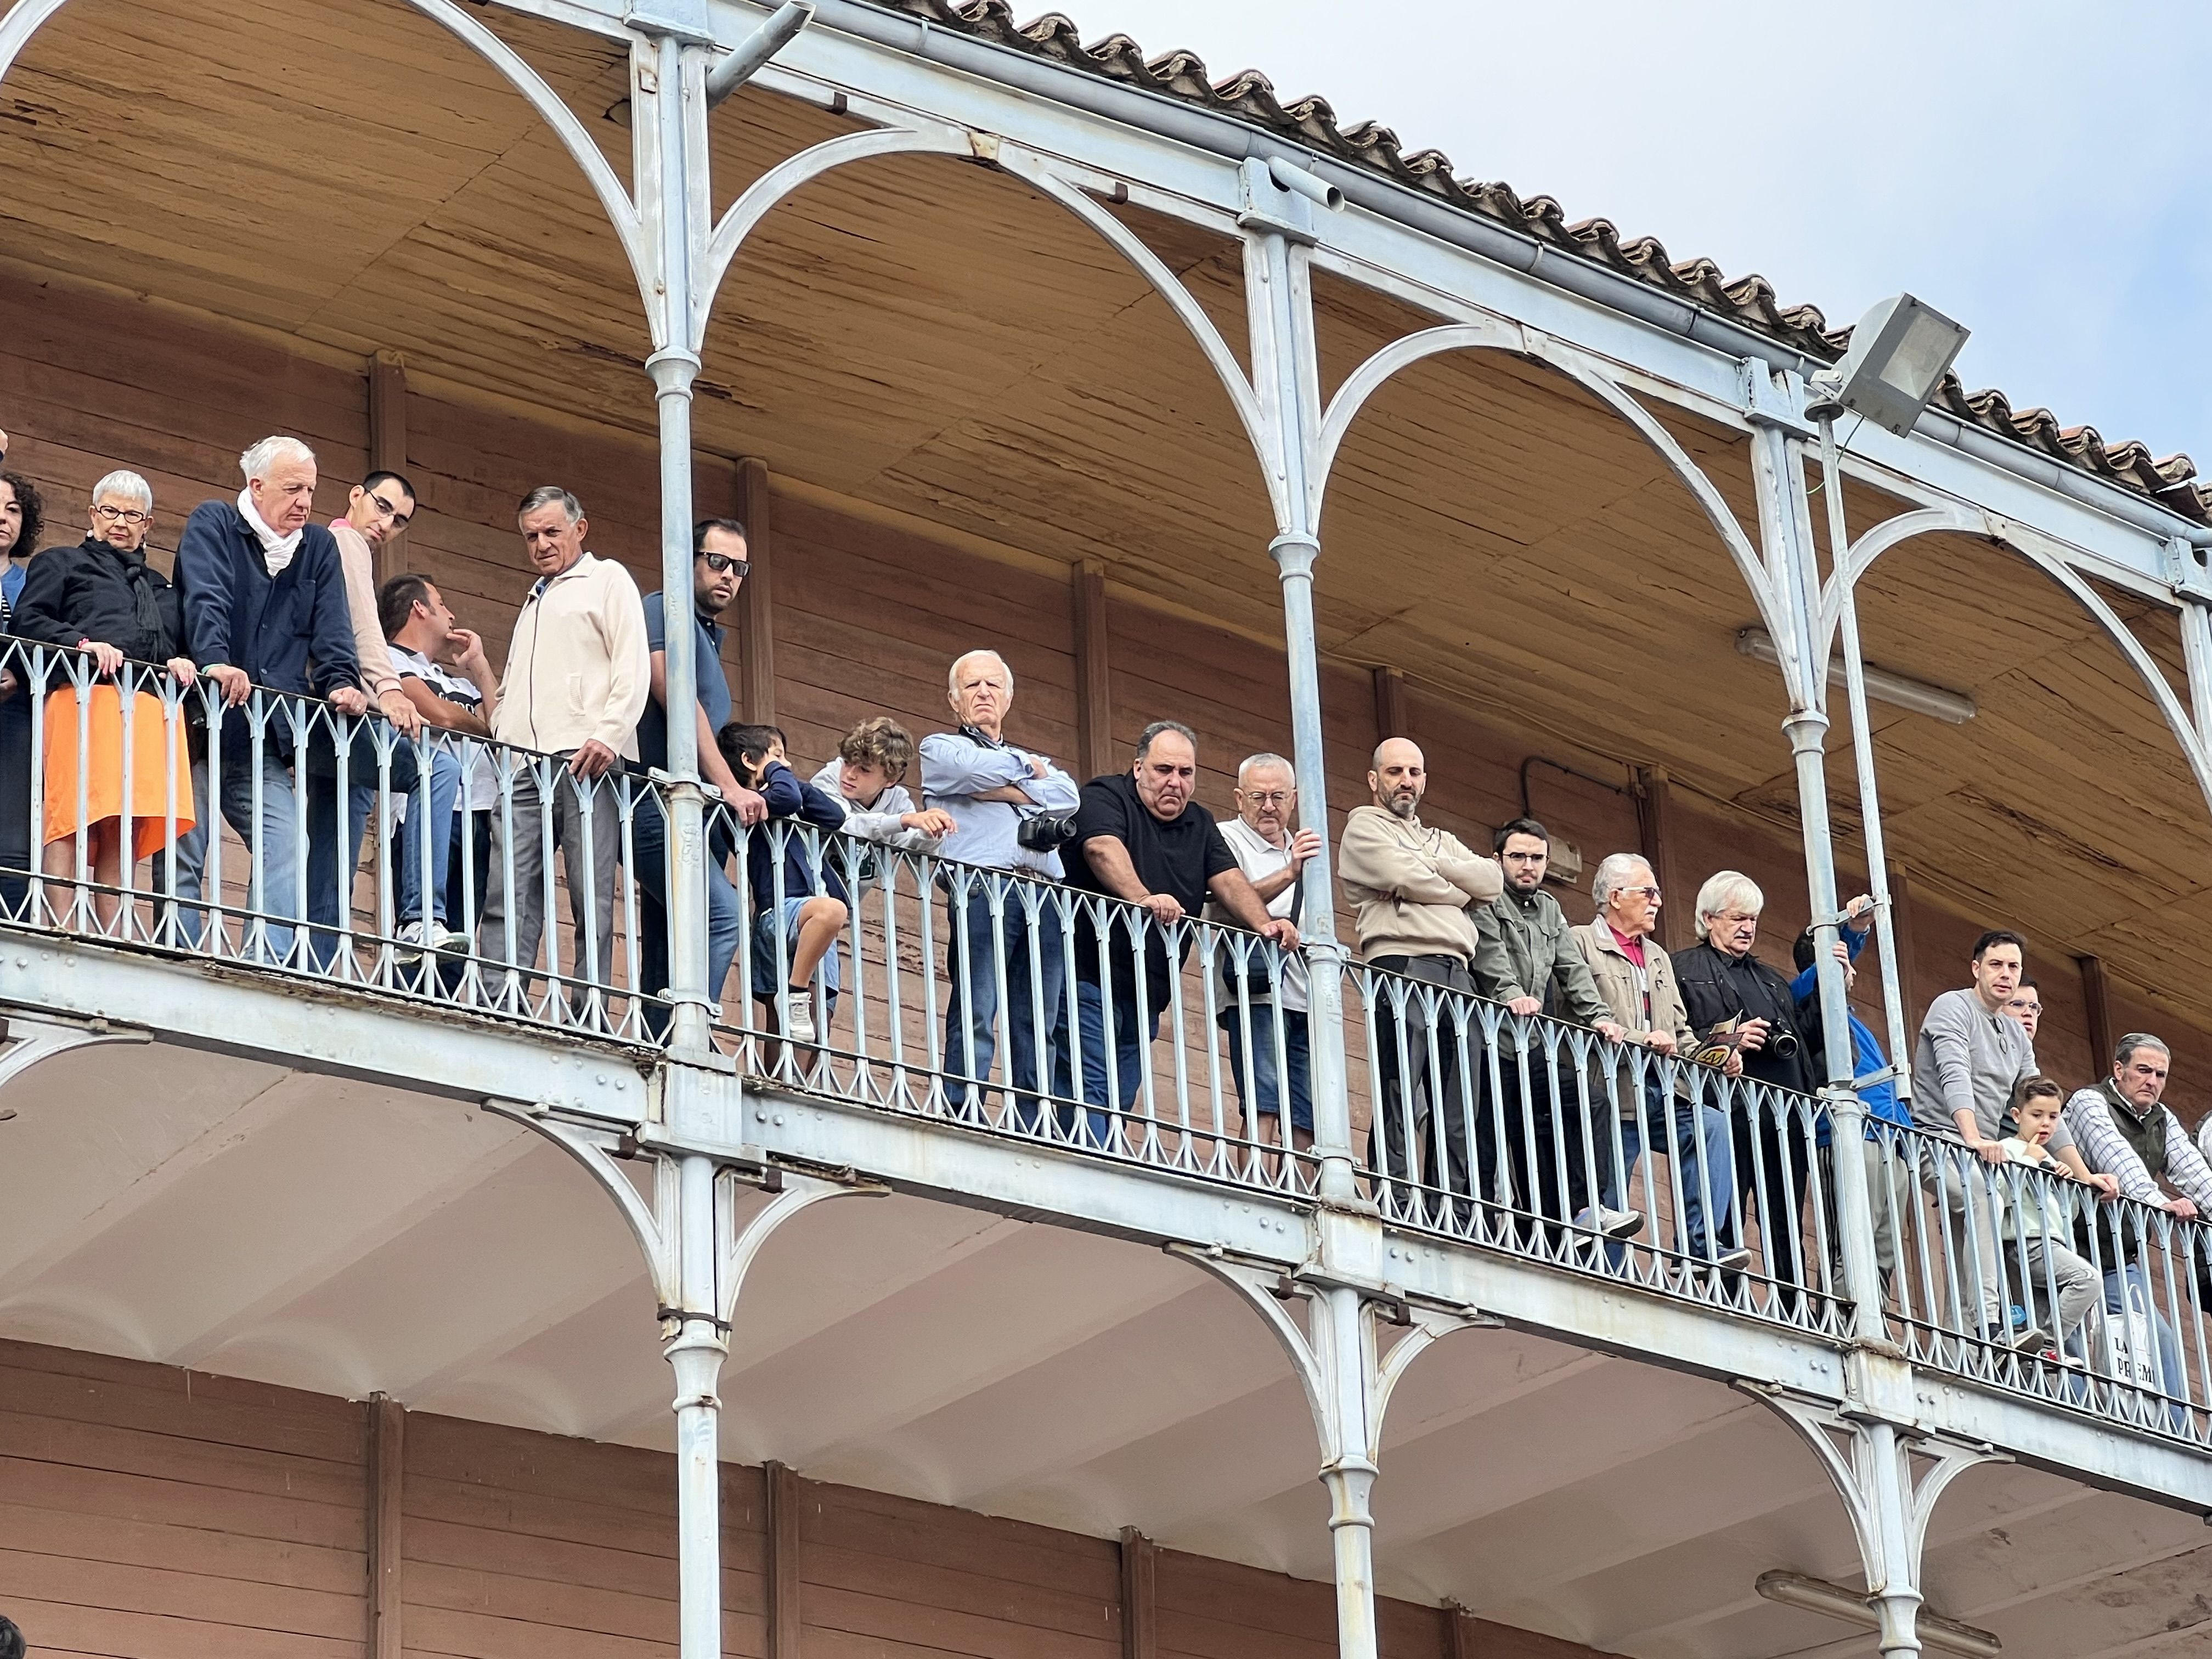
[1634,765,1685,953]
[1119,1527,1155,1659]
[369,350,410,585]
[766,1460,803,1659]
[368,1396,403,1659]
[740,457,777,724]
[1076,559,1115,781]
[2079,952,2115,1074]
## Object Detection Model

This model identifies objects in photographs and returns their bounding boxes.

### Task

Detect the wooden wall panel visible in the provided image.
[0,1337,368,1659]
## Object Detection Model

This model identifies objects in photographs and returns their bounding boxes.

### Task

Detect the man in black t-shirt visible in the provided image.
[1063,720,1296,1141]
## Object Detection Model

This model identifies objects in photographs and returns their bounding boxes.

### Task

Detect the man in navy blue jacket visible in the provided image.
[171,436,363,966]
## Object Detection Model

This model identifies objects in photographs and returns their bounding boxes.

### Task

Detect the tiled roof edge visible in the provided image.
[865,0,2208,524]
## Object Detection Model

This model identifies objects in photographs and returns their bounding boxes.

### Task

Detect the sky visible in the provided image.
[1054,0,2212,467]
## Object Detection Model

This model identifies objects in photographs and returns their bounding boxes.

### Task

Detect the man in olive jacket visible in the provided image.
[1472,817,1637,1245]
[1339,738,1500,1217]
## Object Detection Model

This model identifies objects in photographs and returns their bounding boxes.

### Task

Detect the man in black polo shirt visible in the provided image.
[1064,720,1297,1144]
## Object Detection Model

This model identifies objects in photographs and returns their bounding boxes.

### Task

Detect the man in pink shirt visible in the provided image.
[303,471,427,969]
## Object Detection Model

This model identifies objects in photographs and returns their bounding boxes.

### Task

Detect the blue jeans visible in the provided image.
[393,748,462,929]
[172,747,301,965]
[943,881,1070,1112]
[630,789,744,1037]
[1074,978,1160,1147]
[1218,1001,1312,1133]
[1610,1076,1738,1263]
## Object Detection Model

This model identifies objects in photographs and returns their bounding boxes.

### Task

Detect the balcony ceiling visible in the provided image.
[1,1042,2207,1659]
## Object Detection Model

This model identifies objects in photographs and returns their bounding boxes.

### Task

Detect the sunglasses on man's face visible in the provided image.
[700,552,750,578]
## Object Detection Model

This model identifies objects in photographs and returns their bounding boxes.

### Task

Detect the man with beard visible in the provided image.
[1339,736,1502,1212]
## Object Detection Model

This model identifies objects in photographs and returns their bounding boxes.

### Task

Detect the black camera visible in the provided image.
[1769,1028,1801,1061]
[1017,812,1080,853]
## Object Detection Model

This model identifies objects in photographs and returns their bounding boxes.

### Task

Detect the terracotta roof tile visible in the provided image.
[863,0,2209,524]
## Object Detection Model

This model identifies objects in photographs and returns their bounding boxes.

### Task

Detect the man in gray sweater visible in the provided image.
[1913,929,2117,1344]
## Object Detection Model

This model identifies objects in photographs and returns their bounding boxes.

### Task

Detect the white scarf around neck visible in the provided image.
[237,487,303,575]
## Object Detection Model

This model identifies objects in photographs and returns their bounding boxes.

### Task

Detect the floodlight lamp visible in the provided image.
[1805,293,1970,436]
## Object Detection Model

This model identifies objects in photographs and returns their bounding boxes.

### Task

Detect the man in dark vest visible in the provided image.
[2066,1034,2212,1403]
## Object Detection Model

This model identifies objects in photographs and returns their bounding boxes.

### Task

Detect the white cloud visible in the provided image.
[1054,0,2212,462]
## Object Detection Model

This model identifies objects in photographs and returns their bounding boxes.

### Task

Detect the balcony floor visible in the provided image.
[1,1036,2205,1658]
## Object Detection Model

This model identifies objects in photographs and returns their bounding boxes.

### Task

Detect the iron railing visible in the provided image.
[1,642,2205,1447]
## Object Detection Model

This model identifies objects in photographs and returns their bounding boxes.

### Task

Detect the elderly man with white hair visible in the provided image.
[1572,853,1751,1274]
[172,436,365,966]
[1672,870,1818,1305]
[1203,751,1323,1150]
[919,648,1081,1116]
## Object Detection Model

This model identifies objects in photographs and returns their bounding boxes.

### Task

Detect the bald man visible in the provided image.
[1339,737,1503,1216]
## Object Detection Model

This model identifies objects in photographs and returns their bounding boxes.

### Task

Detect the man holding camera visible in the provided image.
[920,649,1082,1114]
[1672,871,1816,1302]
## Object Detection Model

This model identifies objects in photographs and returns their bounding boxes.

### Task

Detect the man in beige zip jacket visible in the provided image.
[1339,737,1501,1216]
[478,486,651,1006]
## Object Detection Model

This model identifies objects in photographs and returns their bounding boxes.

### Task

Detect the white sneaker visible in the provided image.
[393,919,428,963]
[1574,1205,1646,1241]
[782,988,816,1045]
[433,923,471,957]
[1713,1245,1754,1272]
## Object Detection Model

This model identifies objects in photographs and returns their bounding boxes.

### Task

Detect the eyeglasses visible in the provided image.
[1500,851,1548,864]
[91,504,150,527]
[700,552,750,578]
[1241,790,1290,806]
[1616,885,1662,901]
[366,490,410,526]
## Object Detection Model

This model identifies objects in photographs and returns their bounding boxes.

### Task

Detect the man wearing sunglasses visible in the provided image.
[632,517,767,1034]
[303,471,428,968]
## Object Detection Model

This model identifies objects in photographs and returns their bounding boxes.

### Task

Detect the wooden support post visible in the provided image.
[737,457,776,724]
[766,1459,803,1659]
[1119,1526,1156,1659]
[1444,1604,1480,1659]
[1634,765,1685,953]
[2078,953,2114,1075]
[368,351,410,586]
[1372,664,1408,744]
[1075,558,1114,782]
[366,1395,404,1659]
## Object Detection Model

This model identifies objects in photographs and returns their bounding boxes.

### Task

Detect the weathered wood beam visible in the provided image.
[738,456,777,725]
[766,1458,803,1659]
[366,1394,405,1659]
[1888,861,1921,1042]
[368,351,410,586]
[1075,558,1114,782]
[2078,952,2114,1075]
[1119,1526,1156,1659]
[1372,664,1408,744]
[1634,765,1686,953]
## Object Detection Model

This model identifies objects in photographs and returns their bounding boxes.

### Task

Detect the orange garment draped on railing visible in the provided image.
[40,682,195,860]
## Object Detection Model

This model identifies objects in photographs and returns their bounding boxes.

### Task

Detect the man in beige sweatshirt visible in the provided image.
[478,486,650,1008]
[1339,737,1502,1218]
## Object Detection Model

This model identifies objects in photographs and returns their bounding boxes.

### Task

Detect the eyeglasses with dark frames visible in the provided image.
[700,551,750,578]
[91,504,151,528]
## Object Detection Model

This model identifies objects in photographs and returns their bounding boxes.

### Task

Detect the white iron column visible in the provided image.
[1245,213,1360,1209]
[639,25,717,1056]
[1314,1284,1381,1659]
[664,1150,729,1659]
[1817,420,1917,1108]
[1745,370,1884,1344]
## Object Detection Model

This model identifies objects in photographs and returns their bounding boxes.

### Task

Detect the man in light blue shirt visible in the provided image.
[919,648,1080,1118]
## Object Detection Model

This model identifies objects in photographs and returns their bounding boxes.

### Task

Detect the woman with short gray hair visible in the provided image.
[13,470,198,927]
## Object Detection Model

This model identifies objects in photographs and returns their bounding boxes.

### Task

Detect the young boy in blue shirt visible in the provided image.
[717,723,848,1044]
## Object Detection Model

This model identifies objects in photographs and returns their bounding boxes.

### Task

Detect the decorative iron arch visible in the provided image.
[1307,321,1799,690]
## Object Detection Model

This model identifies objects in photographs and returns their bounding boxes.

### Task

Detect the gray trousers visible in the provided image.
[477,757,621,997]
